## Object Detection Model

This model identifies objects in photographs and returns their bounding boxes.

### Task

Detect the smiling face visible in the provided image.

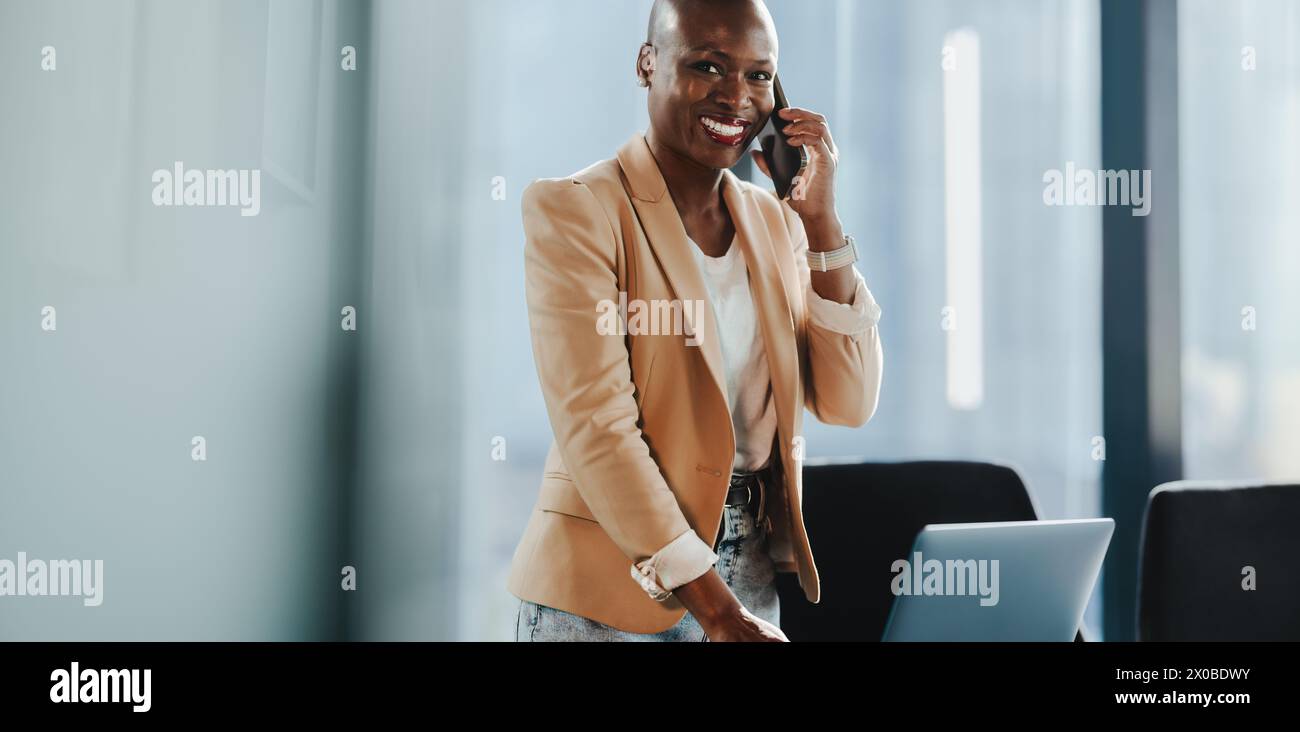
[638,0,778,171]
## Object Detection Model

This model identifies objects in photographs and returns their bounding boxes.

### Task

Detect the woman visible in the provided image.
[508,0,883,642]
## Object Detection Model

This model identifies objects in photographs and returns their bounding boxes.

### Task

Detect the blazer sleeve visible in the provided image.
[522,178,698,569]
[783,200,885,428]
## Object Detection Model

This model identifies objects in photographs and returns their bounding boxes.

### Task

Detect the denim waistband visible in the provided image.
[725,472,763,507]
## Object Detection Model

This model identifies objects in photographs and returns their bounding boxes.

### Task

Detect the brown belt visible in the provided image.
[713,465,770,550]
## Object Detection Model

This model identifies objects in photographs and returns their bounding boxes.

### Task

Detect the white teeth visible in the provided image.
[701,116,744,137]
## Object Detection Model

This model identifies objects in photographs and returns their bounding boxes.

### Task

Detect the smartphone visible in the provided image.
[758,74,807,200]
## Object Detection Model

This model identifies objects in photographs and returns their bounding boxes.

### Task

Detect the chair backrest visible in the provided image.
[776,459,1058,641]
[1137,480,1300,641]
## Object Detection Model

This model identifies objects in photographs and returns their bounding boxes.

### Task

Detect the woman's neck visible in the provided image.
[645,129,727,221]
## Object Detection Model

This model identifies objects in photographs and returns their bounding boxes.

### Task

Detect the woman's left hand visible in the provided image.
[750,106,838,224]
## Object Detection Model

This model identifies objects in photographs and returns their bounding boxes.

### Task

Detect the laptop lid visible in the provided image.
[881,518,1114,641]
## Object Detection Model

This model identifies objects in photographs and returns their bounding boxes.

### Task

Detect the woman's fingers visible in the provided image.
[779,106,822,121]
[808,136,835,166]
[784,119,828,139]
[785,131,834,159]
[780,107,836,156]
[783,136,835,188]
[785,124,826,147]
[784,122,830,146]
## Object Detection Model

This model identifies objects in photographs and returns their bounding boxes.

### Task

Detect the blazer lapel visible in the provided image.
[616,133,728,411]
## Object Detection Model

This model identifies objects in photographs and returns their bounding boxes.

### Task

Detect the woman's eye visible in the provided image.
[751,72,773,82]
[693,61,722,75]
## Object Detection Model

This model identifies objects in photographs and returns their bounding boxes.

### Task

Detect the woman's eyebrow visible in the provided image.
[688,45,775,67]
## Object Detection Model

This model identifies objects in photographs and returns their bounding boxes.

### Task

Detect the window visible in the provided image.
[783,0,1104,527]
[1179,0,1300,480]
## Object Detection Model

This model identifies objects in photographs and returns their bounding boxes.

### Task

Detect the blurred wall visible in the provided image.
[0,0,369,640]
[347,0,466,641]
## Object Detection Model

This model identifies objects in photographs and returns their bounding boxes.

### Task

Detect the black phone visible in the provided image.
[758,74,807,200]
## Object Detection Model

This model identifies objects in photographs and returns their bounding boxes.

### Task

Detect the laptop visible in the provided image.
[881,518,1114,641]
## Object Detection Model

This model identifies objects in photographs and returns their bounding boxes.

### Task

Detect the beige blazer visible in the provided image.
[507,132,883,634]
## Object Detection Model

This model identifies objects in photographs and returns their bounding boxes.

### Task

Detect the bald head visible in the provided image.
[645,0,777,55]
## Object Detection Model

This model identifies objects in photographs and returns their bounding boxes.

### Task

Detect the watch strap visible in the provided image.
[807,233,858,272]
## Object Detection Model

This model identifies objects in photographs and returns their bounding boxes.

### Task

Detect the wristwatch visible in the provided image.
[806,233,859,272]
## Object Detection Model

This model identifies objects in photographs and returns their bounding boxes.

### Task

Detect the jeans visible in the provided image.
[515,500,780,641]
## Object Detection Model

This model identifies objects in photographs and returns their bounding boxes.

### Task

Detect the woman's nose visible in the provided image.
[712,74,747,109]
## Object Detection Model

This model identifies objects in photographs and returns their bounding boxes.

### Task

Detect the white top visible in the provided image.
[629,231,883,602]
[687,234,778,472]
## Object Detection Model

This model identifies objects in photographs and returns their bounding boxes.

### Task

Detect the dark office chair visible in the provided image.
[1136,480,1300,641]
[774,459,1088,641]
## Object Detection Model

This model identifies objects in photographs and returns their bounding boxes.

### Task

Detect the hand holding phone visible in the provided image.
[756,75,807,200]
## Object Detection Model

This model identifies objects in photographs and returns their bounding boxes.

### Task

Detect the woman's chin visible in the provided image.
[690,143,746,170]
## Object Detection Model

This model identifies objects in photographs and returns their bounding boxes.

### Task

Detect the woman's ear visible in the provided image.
[636,43,657,87]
